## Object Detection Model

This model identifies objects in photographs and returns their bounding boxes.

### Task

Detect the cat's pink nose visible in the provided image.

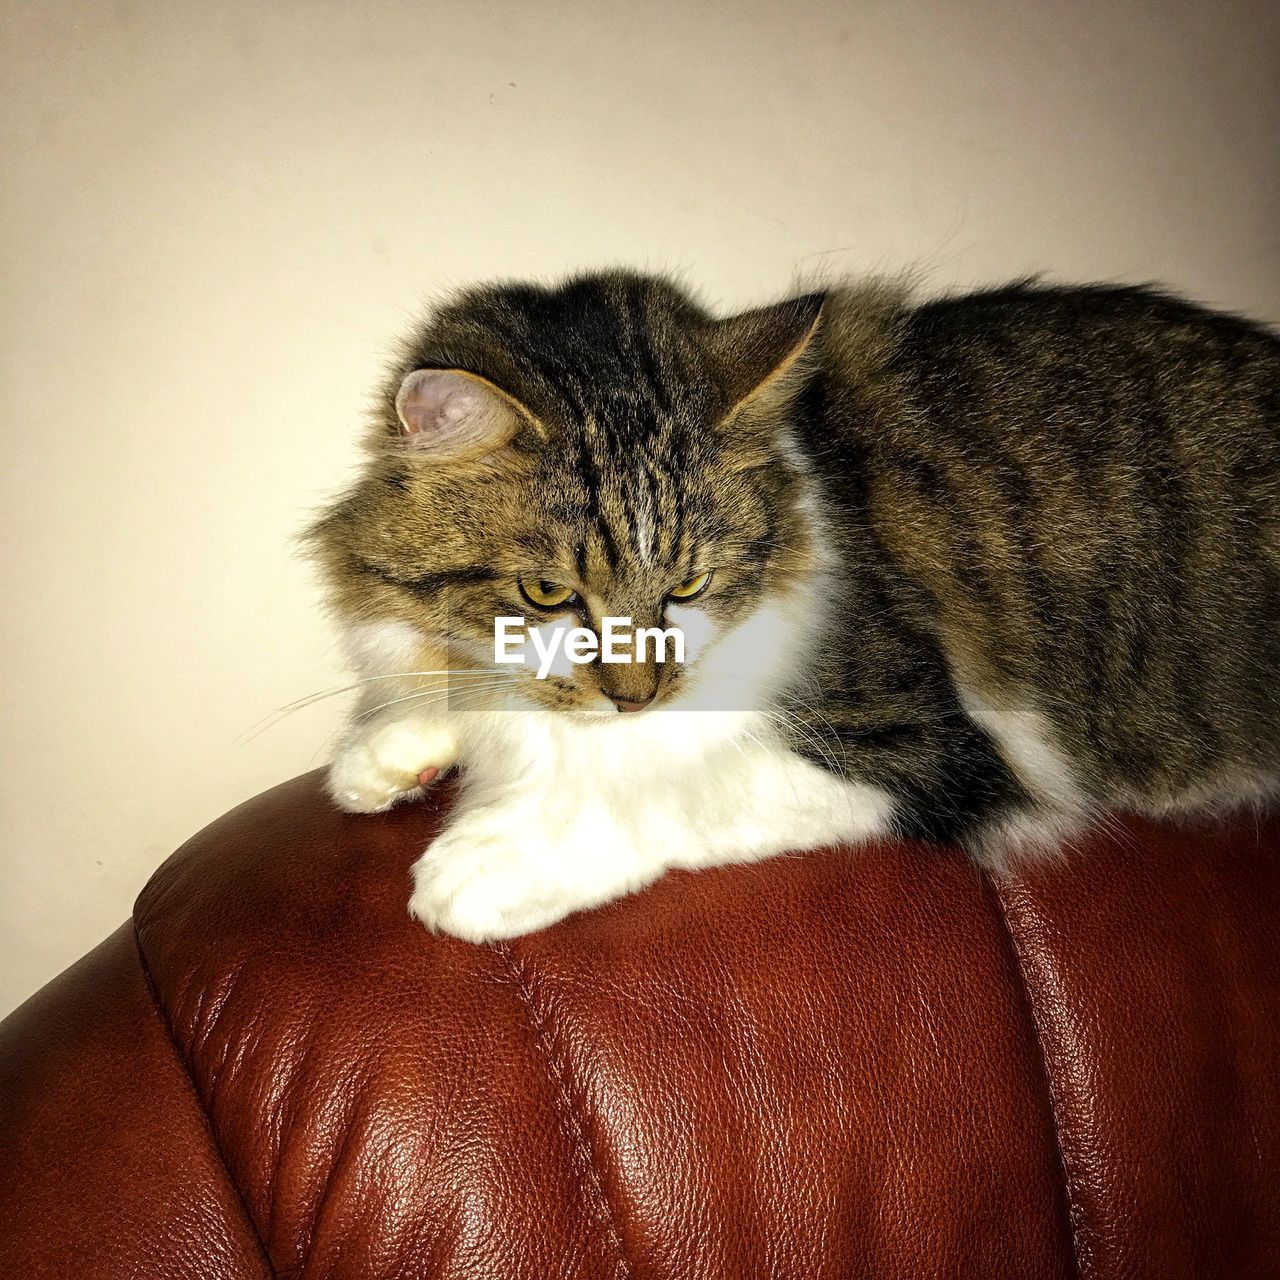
[610,693,654,714]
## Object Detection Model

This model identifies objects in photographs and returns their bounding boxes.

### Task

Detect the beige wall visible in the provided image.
[2,0,1277,1016]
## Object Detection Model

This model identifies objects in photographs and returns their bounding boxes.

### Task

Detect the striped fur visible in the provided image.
[308,270,1280,901]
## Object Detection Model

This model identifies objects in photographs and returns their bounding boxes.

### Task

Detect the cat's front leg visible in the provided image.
[328,710,460,814]
[406,744,898,942]
[408,803,667,942]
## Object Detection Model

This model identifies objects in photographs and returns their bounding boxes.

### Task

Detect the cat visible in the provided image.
[305,271,1280,941]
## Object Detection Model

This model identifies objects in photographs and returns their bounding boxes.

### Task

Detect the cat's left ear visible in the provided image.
[393,368,537,461]
[703,292,825,420]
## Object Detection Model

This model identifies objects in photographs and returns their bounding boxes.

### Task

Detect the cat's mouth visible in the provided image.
[515,674,673,721]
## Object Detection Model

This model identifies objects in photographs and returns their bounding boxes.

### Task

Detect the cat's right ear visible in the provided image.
[702,293,825,422]
[393,369,536,461]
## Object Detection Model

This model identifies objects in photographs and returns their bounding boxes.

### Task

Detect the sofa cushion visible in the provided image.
[3,769,1277,1278]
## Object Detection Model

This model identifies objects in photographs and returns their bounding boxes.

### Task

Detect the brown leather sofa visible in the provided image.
[2,770,1277,1279]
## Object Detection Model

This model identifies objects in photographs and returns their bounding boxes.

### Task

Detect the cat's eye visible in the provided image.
[667,571,713,601]
[518,577,579,610]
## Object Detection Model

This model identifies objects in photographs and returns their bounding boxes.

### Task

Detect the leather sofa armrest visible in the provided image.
[0,924,273,1280]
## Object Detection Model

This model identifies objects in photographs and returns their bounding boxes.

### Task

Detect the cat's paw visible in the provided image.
[328,720,458,814]
[407,822,603,942]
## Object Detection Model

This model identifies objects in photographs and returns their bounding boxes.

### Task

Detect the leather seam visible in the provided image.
[984,875,1085,1280]
[495,942,634,1280]
[132,916,278,1279]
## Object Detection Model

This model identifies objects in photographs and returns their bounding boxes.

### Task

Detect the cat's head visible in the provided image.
[307,271,831,719]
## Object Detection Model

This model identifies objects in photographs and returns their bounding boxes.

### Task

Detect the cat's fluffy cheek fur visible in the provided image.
[341,619,426,675]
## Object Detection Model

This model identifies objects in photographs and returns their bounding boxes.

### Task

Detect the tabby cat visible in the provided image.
[306,271,1279,940]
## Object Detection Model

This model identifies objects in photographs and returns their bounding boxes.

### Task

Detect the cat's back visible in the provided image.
[820,279,1280,811]
[834,278,1280,553]
[906,277,1275,336]
[901,279,1279,368]
[891,280,1279,465]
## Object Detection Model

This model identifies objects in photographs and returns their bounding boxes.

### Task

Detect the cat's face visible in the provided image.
[308,272,826,719]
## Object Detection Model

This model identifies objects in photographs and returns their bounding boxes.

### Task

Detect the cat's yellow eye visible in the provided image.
[667,571,712,602]
[518,577,578,610]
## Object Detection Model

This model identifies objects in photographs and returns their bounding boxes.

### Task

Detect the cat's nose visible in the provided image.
[608,692,654,714]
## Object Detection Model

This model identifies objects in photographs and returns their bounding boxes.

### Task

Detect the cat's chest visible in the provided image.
[464,706,894,852]
[474,705,773,789]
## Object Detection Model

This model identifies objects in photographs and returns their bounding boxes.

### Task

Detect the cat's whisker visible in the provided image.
[240,669,526,743]
[354,679,528,723]
[307,680,528,770]
[738,725,816,810]
[751,705,832,765]
[757,709,844,779]
[354,683,527,721]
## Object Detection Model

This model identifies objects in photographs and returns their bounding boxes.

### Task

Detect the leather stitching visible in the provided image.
[496,942,635,1279]
[983,874,1085,1280]
[132,918,278,1280]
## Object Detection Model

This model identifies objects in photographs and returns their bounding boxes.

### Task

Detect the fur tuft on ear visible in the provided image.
[394,368,533,460]
[703,293,825,420]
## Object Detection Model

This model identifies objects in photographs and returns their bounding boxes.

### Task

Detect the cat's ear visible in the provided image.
[394,368,536,460]
[703,293,825,419]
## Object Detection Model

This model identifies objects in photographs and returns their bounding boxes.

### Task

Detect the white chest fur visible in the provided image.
[407,703,894,940]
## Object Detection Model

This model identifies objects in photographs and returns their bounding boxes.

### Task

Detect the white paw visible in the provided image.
[407,826,569,941]
[328,720,458,814]
[408,816,646,942]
